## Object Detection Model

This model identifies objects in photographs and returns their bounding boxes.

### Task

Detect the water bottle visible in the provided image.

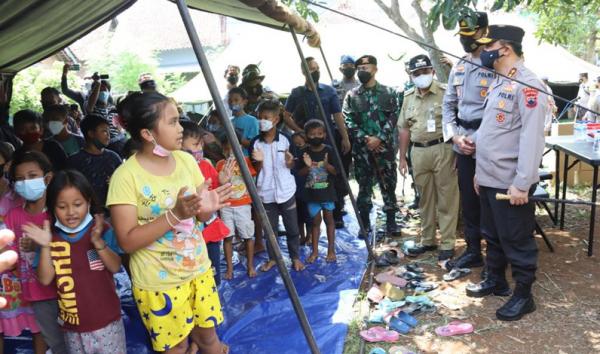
[594,132,600,153]
[575,121,585,141]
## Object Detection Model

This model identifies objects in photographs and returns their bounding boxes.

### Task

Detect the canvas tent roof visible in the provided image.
[0,0,319,74]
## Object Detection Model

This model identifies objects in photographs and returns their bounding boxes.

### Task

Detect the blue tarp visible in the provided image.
[6,215,367,353]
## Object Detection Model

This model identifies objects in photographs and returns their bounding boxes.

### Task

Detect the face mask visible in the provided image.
[307,137,324,147]
[229,104,242,114]
[54,212,93,234]
[149,133,171,157]
[342,67,356,79]
[250,85,263,97]
[480,47,504,70]
[412,74,434,89]
[48,121,64,136]
[227,75,239,85]
[206,123,218,132]
[14,177,47,201]
[20,131,42,145]
[259,119,274,132]
[460,36,480,53]
[357,70,372,84]
[310,71,320,84]
[92,138,107,150]
[98,91,109,103]
[186,149,204,162]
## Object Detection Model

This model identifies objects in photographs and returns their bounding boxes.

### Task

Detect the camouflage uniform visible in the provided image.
[343,82,402,228]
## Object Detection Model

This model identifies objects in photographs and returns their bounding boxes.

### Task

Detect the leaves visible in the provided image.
[282,0,321,22]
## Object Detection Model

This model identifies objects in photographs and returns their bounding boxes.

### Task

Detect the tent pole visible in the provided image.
[174,2,320,353]
[289,27,374,259]
[318,45,335,84]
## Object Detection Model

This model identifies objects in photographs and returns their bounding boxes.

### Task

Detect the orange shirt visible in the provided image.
[215,156,256,207]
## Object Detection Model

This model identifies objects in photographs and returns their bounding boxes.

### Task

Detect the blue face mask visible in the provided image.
[229,104,242,114]
[98,91,109,103]
[480,47,505,70]
[54,213,93,234]
[14,177,47,201]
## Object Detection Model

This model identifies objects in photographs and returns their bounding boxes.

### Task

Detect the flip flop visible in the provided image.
[377,298,406,314]
[389,316,411,334]
[443,268,472,281]
[405,295,434,307]
[375,256,392,267]
[394,311,419,327]
[389,346,417,354]
[368,310,385,323]
[375,272,408,288]
[383,249,401,265]
[359,326,400,343]
[399,271,424,281]
[405,263,424,273]
[367,285,384,303]
[413,281,438,293]
[369,348,387,354]
[381,282,406,301]
[435,321,474,337]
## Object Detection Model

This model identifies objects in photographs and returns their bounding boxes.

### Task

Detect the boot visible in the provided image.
[357,210,371,239]
[447,251,484,269]
[466,271,511,298]
[386,211,402,236]
[496,283,536,321]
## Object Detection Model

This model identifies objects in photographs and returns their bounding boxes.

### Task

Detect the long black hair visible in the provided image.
[116,91,171,142]
[46,169,101,221]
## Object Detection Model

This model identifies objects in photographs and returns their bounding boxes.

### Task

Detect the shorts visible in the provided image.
[220,204,254,240]
[307,201,335,218]
[64,319,126,354]
[132,269,223,351]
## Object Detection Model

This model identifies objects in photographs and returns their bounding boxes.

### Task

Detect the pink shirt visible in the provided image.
[4,207,57,302]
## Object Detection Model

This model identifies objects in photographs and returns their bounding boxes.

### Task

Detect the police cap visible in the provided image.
[458,11,488,36]
[476,25,525,45]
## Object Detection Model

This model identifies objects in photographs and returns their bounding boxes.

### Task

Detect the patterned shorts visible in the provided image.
[64,319,126,354]
[133,269,223,351]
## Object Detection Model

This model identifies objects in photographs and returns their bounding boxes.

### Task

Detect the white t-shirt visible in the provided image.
[251,132,296,204]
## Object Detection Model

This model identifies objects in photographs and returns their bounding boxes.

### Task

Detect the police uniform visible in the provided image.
[398,55,459,255]
[469,25,547,321]
[343,55,401,233]
[442,12,492,268]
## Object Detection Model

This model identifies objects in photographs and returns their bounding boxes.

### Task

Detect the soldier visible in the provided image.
[398,54,459,262]
[442,12,492,271]
[467,25,547,321]
[343,55,401,236]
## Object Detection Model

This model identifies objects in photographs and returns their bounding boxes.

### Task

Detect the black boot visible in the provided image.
[357,210,371,239]
[386,211,401,236]
[496,283,536,321]
[466,273,511,298]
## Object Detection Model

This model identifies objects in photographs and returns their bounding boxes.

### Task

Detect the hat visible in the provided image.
[355,55,377,66]
[408,54,433,73]
[340,55,355,65]
[138,73,153,85]
[241,64,265,83]
[476,25,525,45]
[457,11,488,36]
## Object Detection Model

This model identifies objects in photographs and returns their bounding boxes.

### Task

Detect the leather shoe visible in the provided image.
[496,295,536,321]
[438,249,454,261]
[466,279,511,298]
[405,245,437,257]
[451,251,484,269]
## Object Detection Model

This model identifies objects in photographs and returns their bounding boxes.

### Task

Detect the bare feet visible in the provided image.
[292,259,305,271]
[248,267,257,278]
[260,260,276,272]
[307,253,318,263]
[254,243,266,255]
[224,269,233,280]
[186,342,199,354]
[299,236,307,246]
[222,344,229,354]
[326,252,337,263]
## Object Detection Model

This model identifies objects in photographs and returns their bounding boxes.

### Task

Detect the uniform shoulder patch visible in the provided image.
[404,87,416,96]
[522,87,539,108]
[438,83,448,90]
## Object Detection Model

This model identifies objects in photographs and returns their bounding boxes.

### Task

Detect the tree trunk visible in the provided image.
[584,26,598,64]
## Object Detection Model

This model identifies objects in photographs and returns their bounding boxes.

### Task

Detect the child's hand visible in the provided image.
[303,153,313,167]
[199,182,231,215]
[21,221,51,248]
[90,214,105,248]
[323,153,332,169]
[218,158,236,184]
[285,150,294,165]
[252,148,264,162]
[172,186,203,220]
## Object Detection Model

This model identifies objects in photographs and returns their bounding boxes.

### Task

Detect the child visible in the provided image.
[107,92,231,354]
[228,87,259,156]
[216,136,257,279]
[68,114,122,210]
[4,150,67,353]
[43,104,85,156]
[13,109,68,171]
[298,120,337,263]
[290,132,312,245]
[180,120,229,286]
[250,100,304,272]
[23,170,126,353]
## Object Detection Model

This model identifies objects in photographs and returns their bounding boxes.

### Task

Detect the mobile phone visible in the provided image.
[69,64,80,71]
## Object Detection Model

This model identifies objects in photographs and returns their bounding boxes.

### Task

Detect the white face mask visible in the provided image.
[412,73,433,89]
[48,121,64,136]
[259,119,274,132]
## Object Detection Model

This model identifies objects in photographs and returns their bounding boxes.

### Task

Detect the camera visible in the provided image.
[91,72,109,81]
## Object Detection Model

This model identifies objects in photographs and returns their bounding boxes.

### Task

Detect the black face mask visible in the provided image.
[227,75,239,85]
[342,67,356,79]
[460,36,480,53]
[307,137,324,147]
[310,71,320,84]
[357,70,372,84]
[249,84,263,97]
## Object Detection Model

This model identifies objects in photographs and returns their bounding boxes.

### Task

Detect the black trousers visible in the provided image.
[331,128,352,221]
[479,186,538,285]
[456,153,483,253]
[264,196,300,260]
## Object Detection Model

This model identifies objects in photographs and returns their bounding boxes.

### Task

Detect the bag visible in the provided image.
[202,217,230,243]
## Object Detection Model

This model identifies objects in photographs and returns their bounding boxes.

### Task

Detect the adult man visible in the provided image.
[442,12,492,270]
[239,64,277,115]
[61,63,86,113]
[138,73,158,93]
[541,76,558,129]
[222,65,241,118]
[399,54,458,261]
[335,55,360,103]
[468,25,547,321]
[343,55,401,236]
[284,57,352,228]
[584,76,600,122]
[576,73,590,119]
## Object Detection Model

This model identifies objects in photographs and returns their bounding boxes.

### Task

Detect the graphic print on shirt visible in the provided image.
[51,241,80,326]
[305,161,329,190]
[229,162,248,200]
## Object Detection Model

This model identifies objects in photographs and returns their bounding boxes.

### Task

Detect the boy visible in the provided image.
[291,132,311,245]
[67,114,122,210]
[228,87,259,156]
[250,100,304,272]
[44,104,85,156]
[298,120,337,263]
[216,137,257,279]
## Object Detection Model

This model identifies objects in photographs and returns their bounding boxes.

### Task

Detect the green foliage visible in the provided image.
[428,0,523,31]
[282,0,321,22]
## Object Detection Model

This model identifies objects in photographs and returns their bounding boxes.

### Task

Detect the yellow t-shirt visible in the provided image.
[106,150,210,291]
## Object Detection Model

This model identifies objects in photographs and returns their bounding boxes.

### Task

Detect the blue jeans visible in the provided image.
[206,241,222,286]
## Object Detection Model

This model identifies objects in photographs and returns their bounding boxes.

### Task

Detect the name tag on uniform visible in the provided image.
[427,118,436,132]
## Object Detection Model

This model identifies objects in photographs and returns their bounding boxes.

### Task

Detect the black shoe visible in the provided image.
[496,295,536,321]
[451,251,484,269]
[386,212,402,236]
[408,199,420,210]
[438,249,454,261]
[466,279,512,298]
[405,245,437,257]
[335,220,345,229]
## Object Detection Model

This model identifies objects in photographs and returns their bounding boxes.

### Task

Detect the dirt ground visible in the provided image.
[343,186,600,354]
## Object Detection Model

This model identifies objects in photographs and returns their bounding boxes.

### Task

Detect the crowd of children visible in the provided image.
[0,79,340,353]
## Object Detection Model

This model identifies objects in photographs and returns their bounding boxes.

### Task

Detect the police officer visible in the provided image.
[343,55,401,236]
[442,12,492,270]
[398,54,459,261]
[336,55,360,104]
[467,25,547,321]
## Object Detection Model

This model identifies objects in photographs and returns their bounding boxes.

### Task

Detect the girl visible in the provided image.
[23,170,126,354]
[106,92,231,354]
[4,150,66,353]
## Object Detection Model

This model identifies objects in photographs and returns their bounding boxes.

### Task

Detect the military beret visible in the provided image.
[340,55,355,65]
[458,11,488,36]
[241,64,265,83]
[355,55,377,66]
[408,54,432,73]
[476,25,525,45]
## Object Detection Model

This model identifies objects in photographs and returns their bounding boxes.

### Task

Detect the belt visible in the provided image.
[456,118,482,130]
[412,137,446,148]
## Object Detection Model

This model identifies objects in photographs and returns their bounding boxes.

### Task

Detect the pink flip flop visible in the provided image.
[367,285,384,303]
[375,271,408,288]
[435,321,474,337]
[359,326,400,343]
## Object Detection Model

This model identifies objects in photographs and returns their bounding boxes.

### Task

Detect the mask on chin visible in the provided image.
[460,36,480,53]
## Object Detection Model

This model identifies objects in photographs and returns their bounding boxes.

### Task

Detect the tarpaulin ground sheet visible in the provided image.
[6,216,367,353]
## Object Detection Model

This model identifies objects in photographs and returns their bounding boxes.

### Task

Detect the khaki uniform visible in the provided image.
[398,80,459,250]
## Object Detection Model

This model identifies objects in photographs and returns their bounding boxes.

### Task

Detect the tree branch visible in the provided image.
[373,0,426,43]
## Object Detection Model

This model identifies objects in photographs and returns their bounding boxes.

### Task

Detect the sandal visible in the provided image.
[389,345,417,354]
[394,311,418,327]
[405,295,434,307]
[381,282,405,301]
[377,298,406,314]
[435,321,474,336]
[405,263,424,273]
[399,271,424,281]
[389,316,411,334]
[375,272,408,288]
[359,326,400,343]
[367,285,384,303]
[443,268,472,282]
